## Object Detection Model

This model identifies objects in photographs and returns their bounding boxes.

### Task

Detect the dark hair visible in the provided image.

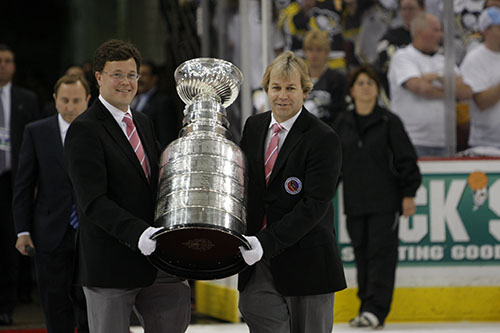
[54,74,90,97]
[93,39,141,73]
[141,60,158,76]
[348,66,381,95]
[0,44,14,57]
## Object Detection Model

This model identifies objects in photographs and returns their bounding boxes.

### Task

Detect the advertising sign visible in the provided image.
[335,160,500,266]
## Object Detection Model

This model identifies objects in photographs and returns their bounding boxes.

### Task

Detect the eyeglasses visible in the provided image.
[101,71,141,81]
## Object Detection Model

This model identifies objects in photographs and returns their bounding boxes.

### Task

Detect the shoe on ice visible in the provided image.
[349,311,383,329]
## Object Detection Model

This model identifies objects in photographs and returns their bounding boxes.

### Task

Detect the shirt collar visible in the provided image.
[57,113,70,132]
[269,108,302,132]
[99,94,132,121]
[0,81,12,95]
[410,43,438,57]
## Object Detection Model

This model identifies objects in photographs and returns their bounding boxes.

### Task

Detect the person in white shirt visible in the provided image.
[461,6,500,150]
[388,12,472,157]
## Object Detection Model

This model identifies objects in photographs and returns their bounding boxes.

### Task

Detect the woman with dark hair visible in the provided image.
[333,66,421,329]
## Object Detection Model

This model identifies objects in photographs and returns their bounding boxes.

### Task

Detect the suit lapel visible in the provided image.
[268,110,309,185]
[10,87,22,132]
[256,112,272,187]
[133,111,159,190]
[96,101,150,184]
[47,115,65,171]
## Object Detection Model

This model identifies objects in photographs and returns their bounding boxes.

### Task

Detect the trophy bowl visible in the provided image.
[174,58,243,108]
[150,58,249,280]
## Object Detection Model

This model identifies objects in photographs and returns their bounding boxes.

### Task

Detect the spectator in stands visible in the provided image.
[334,65,421,330]
[460,6,500,152]
[341,0,398,69]
[375,0,425,97]
[354,0,399,67]
[303,30,347,127]
[131,60,181,149]
[279,0,346,69]
[485,0,500,8]
[425,0,500,64]
[388,12,472,157]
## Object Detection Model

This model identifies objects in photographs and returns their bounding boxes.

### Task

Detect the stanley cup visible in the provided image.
[149,58,249,280]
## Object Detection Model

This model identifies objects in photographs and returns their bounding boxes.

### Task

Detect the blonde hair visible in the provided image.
[303,30,331,53]
[261,51,313,94]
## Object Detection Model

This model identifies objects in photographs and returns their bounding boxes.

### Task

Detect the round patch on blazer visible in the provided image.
[284,177,302,195]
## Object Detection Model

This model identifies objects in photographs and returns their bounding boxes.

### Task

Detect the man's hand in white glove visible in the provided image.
[239,235,263,266]
[138,226,164,256]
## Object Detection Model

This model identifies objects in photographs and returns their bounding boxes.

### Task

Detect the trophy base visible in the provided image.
[149,226,250,280]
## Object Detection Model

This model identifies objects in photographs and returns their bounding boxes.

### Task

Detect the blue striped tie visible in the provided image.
[69,204,78,229]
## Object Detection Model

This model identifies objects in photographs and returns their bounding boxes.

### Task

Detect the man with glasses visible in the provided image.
[64,39,191,333]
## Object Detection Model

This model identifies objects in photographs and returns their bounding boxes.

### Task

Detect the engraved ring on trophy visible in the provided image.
[149,58,250,280]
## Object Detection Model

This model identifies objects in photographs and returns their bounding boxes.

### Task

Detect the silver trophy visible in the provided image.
[149,58,249,280]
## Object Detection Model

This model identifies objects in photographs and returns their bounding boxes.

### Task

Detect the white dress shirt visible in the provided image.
[264,109,302,158]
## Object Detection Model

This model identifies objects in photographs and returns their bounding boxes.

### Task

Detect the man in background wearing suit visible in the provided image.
[13,74,90,333]
[238,51,346,333]
[64,39,190,333]
[0,44,39,325]
[131,60,181,149]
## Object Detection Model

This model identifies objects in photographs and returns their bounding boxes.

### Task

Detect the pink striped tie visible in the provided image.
[262,123,283,229]
[122,113,148,179]
[264,123,283,185]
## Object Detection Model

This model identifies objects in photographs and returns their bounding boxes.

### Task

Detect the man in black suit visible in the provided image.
[0,44,39,325]
[131,60,181,149]
[238,51,346,333]
[64,39,190,333]
[13,74,90,333]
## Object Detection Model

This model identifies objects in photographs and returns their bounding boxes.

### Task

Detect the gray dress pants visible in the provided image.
[239,260,334,333]
[83,271,191,333]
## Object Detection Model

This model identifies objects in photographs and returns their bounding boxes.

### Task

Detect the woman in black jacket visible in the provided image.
[334,66,421,329]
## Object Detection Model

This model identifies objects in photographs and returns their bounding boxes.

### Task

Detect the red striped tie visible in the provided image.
[122,113,148,179]
[264,123,283,185]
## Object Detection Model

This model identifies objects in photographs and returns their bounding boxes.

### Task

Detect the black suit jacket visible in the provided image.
[238,109,346,296]
[8,85,40,180]
[136,88,181,149]
[64,99,160,288]
[13,115,74,252]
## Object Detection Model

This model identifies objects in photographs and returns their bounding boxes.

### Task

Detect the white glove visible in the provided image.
[138,226,164,256]
[239,235,263,266]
